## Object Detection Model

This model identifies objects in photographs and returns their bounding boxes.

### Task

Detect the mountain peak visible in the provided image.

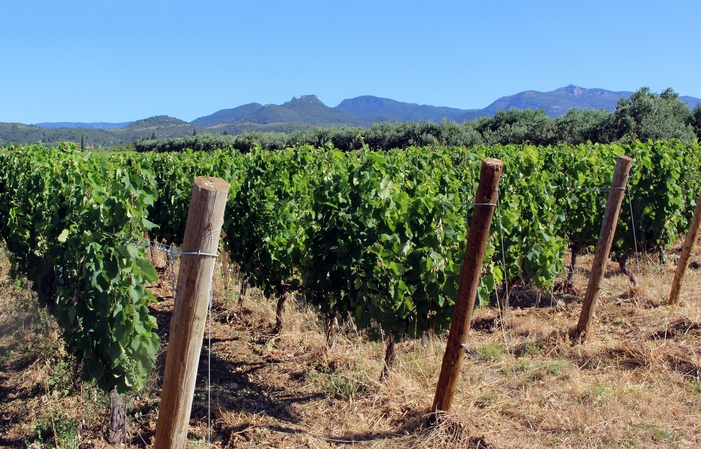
[559,85,584,96]
[190,103,263,127]
[290,95,321,103]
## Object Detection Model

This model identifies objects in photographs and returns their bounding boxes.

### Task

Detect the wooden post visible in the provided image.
[432,158,503,415]
[155,177,229,449]
[575,156,633,339]
[669,191,701,305]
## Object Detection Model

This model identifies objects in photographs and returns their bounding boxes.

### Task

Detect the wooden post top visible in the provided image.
[482,157,504,168]
[194,176,229,192]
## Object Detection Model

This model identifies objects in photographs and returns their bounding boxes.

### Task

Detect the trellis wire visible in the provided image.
[205,224,219,448]
[627,184,640,266]
[493,189,544,449]
[624,185,675,343]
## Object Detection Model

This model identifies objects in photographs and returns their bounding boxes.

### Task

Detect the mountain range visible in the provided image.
[4,85,700,146]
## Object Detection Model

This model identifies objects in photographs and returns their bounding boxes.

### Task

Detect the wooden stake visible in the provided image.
[432,158,503,415]
[575,156,633,339]
[669,191,701,305]
[155,177,229,449]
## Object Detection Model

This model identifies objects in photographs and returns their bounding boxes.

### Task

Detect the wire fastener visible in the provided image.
[175,250,219,258]
[467,202,497,207]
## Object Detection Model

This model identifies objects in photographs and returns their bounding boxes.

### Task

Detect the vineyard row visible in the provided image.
[0,140,699,392]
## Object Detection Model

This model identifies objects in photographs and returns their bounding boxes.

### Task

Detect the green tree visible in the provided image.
[689,104,701,140]
[553,108,609,144]
[473,108,555,146]
[607,87,695,142]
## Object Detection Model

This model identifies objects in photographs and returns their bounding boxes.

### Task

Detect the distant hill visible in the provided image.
[0,122,124,147]
[35,121,132,129]
[191,103,263,128]
[334,95,482,122]
[483,85,634,117]
[0,117,195,147]
[125,115,189,130]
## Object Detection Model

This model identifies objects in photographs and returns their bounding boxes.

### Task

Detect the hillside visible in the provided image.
[125,115,189,130]
[0,122,121,147]
[235,95,368,125]
[334,95,483,122]
[190,103,264,128]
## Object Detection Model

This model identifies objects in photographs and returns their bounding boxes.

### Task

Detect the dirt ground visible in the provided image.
[1,243,701,448]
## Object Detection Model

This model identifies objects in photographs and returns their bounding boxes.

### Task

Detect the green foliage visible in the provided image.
[225,145,312,297]
[33,412,80,448]
[549,142,623,250]
[615,140,700,254]
[480,145,567,290]
[0,144,160,393]
[546,359,566,376]
[0,121,197,148]
[690,104,701,140]
[477,343,503,361]
[474,109,555,146]
[302,148,358,317]
[552,108,609,144]
[134,133,240,154]
[324,369,369,400]
[126,149,245,244]
[302,147,495,340]
[127,140,700,345]
[688,378,701,396]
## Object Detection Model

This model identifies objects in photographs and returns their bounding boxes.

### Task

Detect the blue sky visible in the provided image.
[2,0,700,123]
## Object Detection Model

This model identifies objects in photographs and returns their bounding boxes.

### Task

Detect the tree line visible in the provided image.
[134,88,701,153]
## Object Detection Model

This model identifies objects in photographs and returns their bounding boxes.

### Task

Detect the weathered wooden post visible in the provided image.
[669,191,701,305]
[155,177,229,449]
[432,158,503,416]
[575,156,633,339]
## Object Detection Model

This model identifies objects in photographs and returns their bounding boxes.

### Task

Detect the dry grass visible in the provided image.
[1,242,701,448]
